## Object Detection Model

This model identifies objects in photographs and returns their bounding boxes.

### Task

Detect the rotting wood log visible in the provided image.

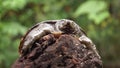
[12,34,102,68]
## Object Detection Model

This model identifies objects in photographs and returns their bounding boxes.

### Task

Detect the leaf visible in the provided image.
[74,0,107,17]
[2,0,27,10]
[73,0,109,24]
[88,11,110,24]
[0,22,27,36]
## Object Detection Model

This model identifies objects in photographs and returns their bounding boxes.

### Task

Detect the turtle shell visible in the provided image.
[19,19,86,55]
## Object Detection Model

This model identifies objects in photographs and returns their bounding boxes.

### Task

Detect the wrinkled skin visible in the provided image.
[19,19,100,59]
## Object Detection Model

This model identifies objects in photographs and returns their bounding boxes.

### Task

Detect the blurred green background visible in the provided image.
[0,0,120,68]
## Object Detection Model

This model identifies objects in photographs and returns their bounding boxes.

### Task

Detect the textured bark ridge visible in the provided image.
[12,34,102,68]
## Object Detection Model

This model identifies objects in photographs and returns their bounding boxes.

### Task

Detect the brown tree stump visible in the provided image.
[12,34,102,68]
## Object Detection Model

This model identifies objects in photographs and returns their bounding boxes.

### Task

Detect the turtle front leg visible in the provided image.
[79,35,101,59]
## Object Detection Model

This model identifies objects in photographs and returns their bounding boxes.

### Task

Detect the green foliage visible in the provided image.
[0,0,120,68]
[74,0,110,24]
[0,22,27,35]
[0,0,27,17]
[0,22,27,68]
[2,0,26,10]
